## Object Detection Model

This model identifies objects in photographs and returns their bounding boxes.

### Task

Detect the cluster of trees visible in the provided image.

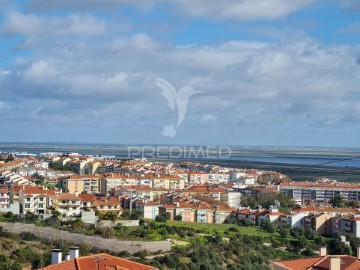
[155,212,171,222]
[49,162,77,172]
[148,234,275,270]
[0,154,14,163]
[240,192,298,213]
[330,195,359,208]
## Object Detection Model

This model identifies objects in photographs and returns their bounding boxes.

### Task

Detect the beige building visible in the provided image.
[93,196,122,216]
[63,175,101,194]
[53,193,82,217]
[304,213,332,235]
[151,175,185,189]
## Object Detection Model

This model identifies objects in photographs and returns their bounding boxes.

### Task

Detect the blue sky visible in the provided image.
[0,0,359,147]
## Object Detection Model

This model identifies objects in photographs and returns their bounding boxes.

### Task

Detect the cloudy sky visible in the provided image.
[0,0,359,147]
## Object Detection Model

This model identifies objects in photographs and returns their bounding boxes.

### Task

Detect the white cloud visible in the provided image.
[25,0,314,21]
[2,11,107,36]
[1,1,359,144]
[23,60,58,83]
[174,0,314,20]
[110,33,159,52]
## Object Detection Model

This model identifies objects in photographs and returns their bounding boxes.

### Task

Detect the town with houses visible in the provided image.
[1,151,360,240]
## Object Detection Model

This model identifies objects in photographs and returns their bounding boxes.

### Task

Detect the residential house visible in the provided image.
[272,246,360,270]
[53,193,82,217]
[19,185,59,215]
[93,196,122,216]
[39,252,157,270]
[159,204,177,220]
[196,202,216,224]
[78,193,95,210]
[279,211,307,228]
[175,201,197,222]
[213,205,233,224]
[0,184,10,209]
[142,201,163,220]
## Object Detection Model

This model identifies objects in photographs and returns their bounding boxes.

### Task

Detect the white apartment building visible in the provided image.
[19,186,59,215]
[0,185,10,209]
[279,182,360,204]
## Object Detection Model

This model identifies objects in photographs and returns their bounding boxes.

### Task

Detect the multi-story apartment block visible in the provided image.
[188,172,210,184]
[207,173,230,184]
[279,181,360,204]
[337,216,360,238]
[303,213,332,235]
[100,174,152,195]
[114,185,168,202]
[66,160,90,175]
[151,174,185,189]
[62,175,102,194]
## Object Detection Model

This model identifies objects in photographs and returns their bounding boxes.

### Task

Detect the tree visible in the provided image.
[175,215,182,221]
[240,196,257,208]
[330,195,345,208]
[6,154,14,162]
[101,227,115,239]
[52,211,61,218]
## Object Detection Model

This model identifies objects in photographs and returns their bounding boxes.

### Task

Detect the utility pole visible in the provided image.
[129,189,133,214]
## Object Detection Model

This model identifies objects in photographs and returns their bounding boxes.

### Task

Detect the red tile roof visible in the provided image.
[78,193,95,202]
[272,255,360,270]
[55,193,80,200]
[39,253,157,270]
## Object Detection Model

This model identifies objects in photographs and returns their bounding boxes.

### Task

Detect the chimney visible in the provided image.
[329,257,341,270]
[69,247,79,259]
[357,246,360,259]
[51,249,62,265]
[319,246,327,256]
[65,254,71,261]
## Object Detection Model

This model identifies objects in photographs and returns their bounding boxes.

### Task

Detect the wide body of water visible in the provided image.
[0,143,359,169]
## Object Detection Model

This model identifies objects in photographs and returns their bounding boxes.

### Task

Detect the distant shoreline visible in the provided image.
[1,143,359,182]
[152,158,360,182]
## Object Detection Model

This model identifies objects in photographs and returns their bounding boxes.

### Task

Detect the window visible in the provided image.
[39,198,44,202]
[72,207,77,210]
[25,205,30,208]
[26,198,31,202]
[62,200,66,204]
